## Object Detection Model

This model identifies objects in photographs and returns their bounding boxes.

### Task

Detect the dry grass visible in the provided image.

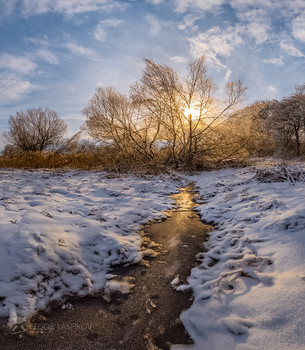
[0,150,252,173]
[0,151,108,169]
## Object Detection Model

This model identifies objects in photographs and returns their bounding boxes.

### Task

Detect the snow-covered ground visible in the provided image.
[2,163,305,350]
[0,169,181,326]
[174,164,305,350]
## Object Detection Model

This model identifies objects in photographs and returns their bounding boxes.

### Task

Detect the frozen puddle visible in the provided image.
[1,184,212,350]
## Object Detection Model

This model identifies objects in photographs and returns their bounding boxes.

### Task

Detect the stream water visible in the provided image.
[0,183,212,350]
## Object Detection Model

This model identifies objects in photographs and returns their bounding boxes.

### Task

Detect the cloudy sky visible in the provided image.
[1,0,305,146]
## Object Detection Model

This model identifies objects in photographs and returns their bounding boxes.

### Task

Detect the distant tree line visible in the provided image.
[1,56,305,170]
[226,85,305,159]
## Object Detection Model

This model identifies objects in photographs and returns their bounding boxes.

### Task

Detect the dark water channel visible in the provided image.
[0,184,212,350]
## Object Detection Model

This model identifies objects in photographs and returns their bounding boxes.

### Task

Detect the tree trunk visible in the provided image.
[295,129,301,156]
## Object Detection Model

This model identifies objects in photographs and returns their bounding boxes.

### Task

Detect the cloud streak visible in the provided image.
[145,14,161,36]
[0,73,33,104]
[263,57,284,66]
[292,14,305,42]
[174,0,224,13]
[93,18,123,42]
[170,56,187,63]
[64,41,99,60]
[35,49,59,64]
[280,38,304,57]
[189,26,244,68]
[4,0,126,17]
[0,54,36,74]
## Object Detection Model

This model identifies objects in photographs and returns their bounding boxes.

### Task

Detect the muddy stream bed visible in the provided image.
[0,184,212,350]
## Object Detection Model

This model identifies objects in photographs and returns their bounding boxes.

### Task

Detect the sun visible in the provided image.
[183,107,201,118]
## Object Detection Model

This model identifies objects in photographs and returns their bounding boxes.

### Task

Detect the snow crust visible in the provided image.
[174,165,305,350]
[0,169,180,326]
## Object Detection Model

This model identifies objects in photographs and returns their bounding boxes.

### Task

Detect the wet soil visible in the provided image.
[0,184,212,350]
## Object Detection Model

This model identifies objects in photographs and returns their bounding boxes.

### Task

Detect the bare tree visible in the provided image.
[84,87,134,159]
[83,87,160,162]
[131,57,246,167]
[84,56,247,168]
[4,107,67,152]
[263,87,305,157]
[50,132,82,154]
[183,78,246,165]
[218,101,274,158]
[130,59,183,164]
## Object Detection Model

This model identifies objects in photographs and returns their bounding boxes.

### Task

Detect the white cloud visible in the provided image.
[14,0,126,17]
[65,42,98,59]
[170,56,187,63]
[93,26,107,42]
[25,37,52,47]
[174,0,224,13]
[0,0,19,16]
[268,85,277,92]
[0,73,33,104]
[145,14,161,36]
[230,0,305,49]
[229,4,273,45]
[263,57,284,66]
[35,49,59,64]
[230,0,305,26]
[225,69,232,82]
[24,37,60,64]
[280,39,304,57]
[246,20,271,45]
[189,26,244,68]
[0,53,42,105]
[146,0,164,4]
[230,0,276,11]
[230,0,305,46]
[292,14,305,42]
[178,13,203,31]
[0,54,36,74]
[280,0,305,16]
[93,18,123,42]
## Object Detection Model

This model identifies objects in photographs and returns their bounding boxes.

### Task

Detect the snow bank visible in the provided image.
[174,165,305,350]
[0,169,181,326]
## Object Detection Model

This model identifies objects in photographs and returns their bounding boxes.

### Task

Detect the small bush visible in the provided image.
[255,165,305,184]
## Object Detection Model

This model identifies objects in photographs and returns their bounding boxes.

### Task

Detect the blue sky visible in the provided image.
[1,0,305,147]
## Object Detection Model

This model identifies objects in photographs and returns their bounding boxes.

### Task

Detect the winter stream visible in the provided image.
[2,184,212,350]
